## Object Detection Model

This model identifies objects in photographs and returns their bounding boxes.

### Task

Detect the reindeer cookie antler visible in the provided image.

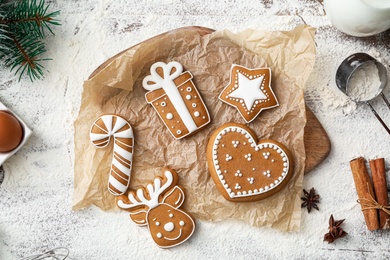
[117,169,196,249]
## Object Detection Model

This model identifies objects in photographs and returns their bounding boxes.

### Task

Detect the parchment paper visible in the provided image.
[73,25,316,231]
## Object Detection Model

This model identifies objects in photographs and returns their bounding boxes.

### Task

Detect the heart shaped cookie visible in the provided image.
[207,123,294,202]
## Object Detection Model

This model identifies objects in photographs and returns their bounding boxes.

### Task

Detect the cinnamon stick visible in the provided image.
[350,157,379,230]
[369,158,390,229]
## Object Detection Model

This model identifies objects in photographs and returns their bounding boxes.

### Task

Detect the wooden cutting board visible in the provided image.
[89,26,331,174]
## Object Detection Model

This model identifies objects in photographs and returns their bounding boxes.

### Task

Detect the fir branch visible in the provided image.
[1,31,47,81]
[5,0,60,38]
[0,9,10,49]
[0,0,60,81]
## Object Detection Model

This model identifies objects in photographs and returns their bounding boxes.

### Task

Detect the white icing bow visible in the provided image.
[142,61,183,91]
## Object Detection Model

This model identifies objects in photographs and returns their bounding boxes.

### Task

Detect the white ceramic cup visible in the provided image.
[324,0,390,37]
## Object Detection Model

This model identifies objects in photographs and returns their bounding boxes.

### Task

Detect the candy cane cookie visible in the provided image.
[90,115,134,196]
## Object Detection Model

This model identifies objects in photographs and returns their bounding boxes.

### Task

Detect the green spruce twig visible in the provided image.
[0,9,9,43]
[0,0,60,81]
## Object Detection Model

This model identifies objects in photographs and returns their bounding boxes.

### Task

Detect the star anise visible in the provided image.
[301,187,320,213]
[323,214,348,243]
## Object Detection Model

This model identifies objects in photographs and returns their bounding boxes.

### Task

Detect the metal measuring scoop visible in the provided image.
[336,53,390,134]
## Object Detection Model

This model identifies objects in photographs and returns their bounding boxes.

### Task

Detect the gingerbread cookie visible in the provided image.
[219,64,278,123]
[207,123,294,202]
[117,169,195,249]
[142,61,210,139]
[90,115,134,196]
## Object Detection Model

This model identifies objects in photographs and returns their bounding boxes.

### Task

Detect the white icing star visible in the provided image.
[228,73,266,110]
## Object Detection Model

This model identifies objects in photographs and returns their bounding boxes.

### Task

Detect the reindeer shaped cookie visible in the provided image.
[116,169,195,248]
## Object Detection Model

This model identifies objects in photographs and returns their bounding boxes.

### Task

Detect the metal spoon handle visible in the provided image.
[366,101,390,135]
[380,92,390,110]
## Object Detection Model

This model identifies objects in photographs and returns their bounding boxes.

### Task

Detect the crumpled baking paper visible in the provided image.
[73,25,316,232]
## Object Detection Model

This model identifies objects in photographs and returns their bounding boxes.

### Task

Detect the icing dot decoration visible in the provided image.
[244,153,252,161]
[234,170,243,177]
[225,154,233,161]
[232,140,239,148]
[164,222,177,234]
[166,113,173,120]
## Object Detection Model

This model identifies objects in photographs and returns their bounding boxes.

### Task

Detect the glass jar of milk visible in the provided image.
[324,0,390,37]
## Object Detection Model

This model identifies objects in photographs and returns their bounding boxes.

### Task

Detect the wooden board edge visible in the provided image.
[304,106,331,174]
[88,26,215,80]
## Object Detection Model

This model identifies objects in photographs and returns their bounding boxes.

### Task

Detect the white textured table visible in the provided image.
[1,0,390,259]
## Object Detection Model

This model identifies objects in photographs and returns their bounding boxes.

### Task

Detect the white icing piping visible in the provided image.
[149,204,196,249]
[212,126,290,198]
[90,115,134,196]
[143,61,197,134]
[218,64,279,123]
[162,228,182,241]
[117,170,174,210]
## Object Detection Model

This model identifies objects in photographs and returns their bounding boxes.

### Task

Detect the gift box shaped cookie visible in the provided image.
[143,61,210,139]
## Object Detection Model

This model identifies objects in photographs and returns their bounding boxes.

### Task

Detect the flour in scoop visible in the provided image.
[347,61,382,102]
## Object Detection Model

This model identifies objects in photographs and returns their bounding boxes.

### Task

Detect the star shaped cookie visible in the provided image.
[219,64,279,123]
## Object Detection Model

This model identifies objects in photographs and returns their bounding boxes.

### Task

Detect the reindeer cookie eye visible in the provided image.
[156,232,162,238]
[155,221,160,226]
[179,221,185,226]
[169,213,174,218]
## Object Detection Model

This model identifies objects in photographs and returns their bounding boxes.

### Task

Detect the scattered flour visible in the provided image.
[347,61,382,102]
[306,36,389,116]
